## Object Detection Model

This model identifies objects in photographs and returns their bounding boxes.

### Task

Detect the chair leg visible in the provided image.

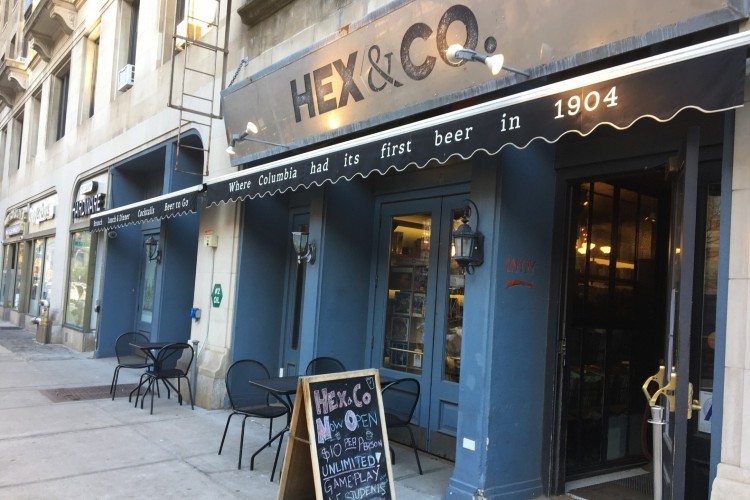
[150,378,157,414]
[129,377,144,403]
[239,416,248,470]
[134,373,148,407]
[219,412,235,455]
[110,366,120,398]
[251,426,287,472]
[140,377,154,409]
[185,378,194,410]
[406,426,423,475]
[390,446,395,465]
[271,427,288,482]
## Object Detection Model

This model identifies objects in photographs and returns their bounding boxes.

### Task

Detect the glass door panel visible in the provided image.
[443,209,465,383]
[28,239,44,316]
[382,212,432,375]
[42,237,54,306]
[138,233,158,333]
[281,213,309,376]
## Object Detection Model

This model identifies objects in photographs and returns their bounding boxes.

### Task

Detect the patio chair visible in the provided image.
[218,359,291,472]
[138,343,194,414]
[110,332,151,400]
[381,377,423,475]
[305,356,346,375]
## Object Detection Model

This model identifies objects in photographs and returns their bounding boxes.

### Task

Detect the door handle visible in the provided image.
[642,365,666,404]
[687,382,702,420]
[642,365,677,408]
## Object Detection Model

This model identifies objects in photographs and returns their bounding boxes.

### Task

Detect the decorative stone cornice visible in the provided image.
[3,59,29,91]
[0,87,14,108]
[49,0,77,34]
[29,33,54,62]
[23,0,78,42]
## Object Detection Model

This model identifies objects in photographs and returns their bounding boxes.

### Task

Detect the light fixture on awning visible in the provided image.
[226,121,288,155]
[446,44,529,77]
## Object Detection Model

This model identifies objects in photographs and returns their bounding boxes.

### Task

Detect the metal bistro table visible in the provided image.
[128,341,172,406]
[247,375,299,481]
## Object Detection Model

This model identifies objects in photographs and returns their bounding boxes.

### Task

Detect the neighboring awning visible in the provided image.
[205,32,749,207]
[90,184,205,232]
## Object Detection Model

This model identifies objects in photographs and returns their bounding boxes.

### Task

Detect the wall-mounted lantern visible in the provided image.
[451,200,484,274]
[291,231,316,265]
[145,236,161,264]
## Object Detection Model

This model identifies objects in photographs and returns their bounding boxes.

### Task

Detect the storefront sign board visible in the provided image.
[208,45,746,206]
[222,0,737,164]
[277,369,394,499]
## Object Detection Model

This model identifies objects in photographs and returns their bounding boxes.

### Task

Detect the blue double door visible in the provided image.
[371,195,466,459]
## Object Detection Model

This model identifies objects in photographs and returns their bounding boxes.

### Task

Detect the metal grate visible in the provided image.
[569,472,653,500]
[40,384,139,403]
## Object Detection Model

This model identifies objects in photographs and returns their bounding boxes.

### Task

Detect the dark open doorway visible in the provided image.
[563,171,670,480]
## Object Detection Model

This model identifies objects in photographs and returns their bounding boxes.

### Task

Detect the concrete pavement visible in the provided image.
[0,325,452,499]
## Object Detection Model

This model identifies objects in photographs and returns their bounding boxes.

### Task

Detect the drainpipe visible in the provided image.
[191,340,200,404]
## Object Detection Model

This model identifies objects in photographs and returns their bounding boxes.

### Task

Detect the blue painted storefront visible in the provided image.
[95,136,202,357]
[228,140,557,497]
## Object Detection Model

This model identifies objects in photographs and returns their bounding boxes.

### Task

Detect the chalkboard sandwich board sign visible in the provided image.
[277,368,395,499]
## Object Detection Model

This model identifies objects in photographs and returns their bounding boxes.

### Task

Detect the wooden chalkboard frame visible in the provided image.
[277,369,396,499]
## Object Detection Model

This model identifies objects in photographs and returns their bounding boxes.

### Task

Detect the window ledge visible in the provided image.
[237,0,294,28]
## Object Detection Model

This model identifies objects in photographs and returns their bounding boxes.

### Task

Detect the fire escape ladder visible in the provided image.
[168,0,231,176]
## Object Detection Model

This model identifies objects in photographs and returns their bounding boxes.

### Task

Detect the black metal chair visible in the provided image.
[137,343,194,414]
[110,332,150,400]
[305,356,346,375]
[381,377,423,475]
[218,359,291,473]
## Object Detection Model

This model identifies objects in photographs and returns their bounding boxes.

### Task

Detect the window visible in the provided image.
[127,0,139,66]
[0,127,6,174]
[28,91,41,160]
[175,0,216,50]
[84,25,101,118]
[0,245,14,307]
[28,237,54,317]
[65,231,96,329]
[12,111,23,170]
[13,241,26,310]
[55,67,69,140]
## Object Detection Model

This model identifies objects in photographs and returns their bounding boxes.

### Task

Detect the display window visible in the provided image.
[28,236,54,317]
[1,242,29,311]
[64,231,97,329]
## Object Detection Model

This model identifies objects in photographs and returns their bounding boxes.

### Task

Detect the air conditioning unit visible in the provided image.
[117,64,135,92]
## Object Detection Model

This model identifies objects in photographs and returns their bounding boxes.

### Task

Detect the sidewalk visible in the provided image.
[0,325,452,499]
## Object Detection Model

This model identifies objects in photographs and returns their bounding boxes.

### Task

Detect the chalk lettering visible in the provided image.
[316,415,332,443]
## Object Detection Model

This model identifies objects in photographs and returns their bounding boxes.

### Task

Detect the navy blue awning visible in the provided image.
[205,33,748,207]
[90,184,205,232]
